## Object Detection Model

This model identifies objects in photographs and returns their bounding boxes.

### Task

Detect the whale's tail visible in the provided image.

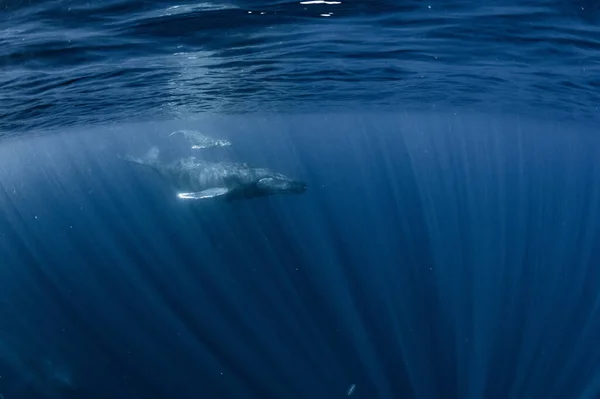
[121,146,160,167]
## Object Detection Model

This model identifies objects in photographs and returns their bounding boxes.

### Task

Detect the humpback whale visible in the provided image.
[123,147,307,201]
[169,130,232,149]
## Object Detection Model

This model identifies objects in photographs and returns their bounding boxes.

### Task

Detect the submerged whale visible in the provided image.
[123,147,307,201]
[169,130,232,150]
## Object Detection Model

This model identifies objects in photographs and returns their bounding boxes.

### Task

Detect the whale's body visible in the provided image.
[169,130,231,150]
[124,147,307,201]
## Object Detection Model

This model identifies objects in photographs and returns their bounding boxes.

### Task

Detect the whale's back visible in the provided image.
[160,158,267,192]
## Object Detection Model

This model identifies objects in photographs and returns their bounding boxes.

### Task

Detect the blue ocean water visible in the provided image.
[2,0,600,133]
[2,1,600,399]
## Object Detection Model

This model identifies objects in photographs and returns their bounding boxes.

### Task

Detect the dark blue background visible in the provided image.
[1,113,600,398]
[2,0,600,397]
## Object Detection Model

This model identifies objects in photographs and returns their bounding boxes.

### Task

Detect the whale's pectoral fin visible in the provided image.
[177,187,230,200]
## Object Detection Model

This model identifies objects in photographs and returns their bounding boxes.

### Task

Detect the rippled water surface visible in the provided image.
[1,0,600,134]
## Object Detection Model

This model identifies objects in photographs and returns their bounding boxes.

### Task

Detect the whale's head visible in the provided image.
[256,175,307,196]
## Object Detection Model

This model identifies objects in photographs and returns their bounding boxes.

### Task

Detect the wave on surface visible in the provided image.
[1,0,599,134]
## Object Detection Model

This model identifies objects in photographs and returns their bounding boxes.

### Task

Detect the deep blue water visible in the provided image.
[2,1,600,399]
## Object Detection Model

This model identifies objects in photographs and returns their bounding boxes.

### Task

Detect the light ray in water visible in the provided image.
[347,384,355,395]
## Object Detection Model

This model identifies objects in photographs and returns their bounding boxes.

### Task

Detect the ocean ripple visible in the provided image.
[1,0,600,134]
